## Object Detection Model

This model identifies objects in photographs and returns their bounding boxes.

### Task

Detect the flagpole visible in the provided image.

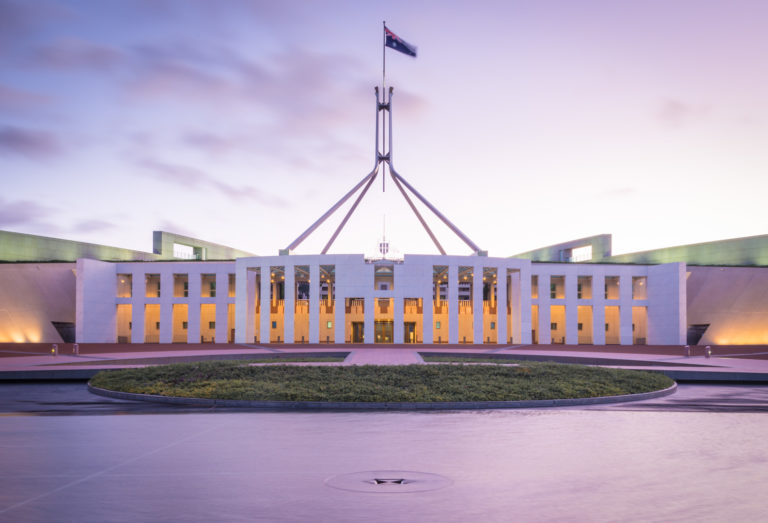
[382,21,386,94]
[382,20,387,192]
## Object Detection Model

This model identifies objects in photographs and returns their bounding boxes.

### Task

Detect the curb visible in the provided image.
[87,382,678,411]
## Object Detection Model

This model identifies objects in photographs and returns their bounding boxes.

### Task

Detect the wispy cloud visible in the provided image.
[657,99,709,127]
[0,197,57,229]
[0,125,60,158]
[0,0,70,50]
[0,83,49,110]
[70,219,117,233]
[137,157,289,207]
[26,38,123,70]
[154,219,197,238]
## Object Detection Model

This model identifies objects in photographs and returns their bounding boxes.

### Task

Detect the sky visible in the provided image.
[1,0,767,259]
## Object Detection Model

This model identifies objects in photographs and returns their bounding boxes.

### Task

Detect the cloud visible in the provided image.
[138,157,207,186]
[658,99,709,127]
[137,157,288,207]
[27,38,123,70]
[182,131,238,155]
[0,0,70,50]
[0,83,50,111]
[70,219,117,233]
[154,219,197,238]
[128,61,231,99]
[0,125,60,158]
[0,197,56,228]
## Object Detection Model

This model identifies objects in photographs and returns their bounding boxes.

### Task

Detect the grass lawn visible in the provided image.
[48,354,347,366]
[89,360,674,403]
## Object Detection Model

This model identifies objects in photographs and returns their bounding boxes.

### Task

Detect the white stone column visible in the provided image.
[593,274,606,345]
[538,275,551,344]
[364,295,374,345]
[473,264,483,344]
[422,292,433,344]
[335,295,346,344]
[448,264,459,344]
[236,262,253,343]
[393,296,404,344]
[496,266,507,345]
[158,271,172,343]
[514,269,527,344]
[284,264,294,343]
[565,272,578,345]
[131,269,145,343]
[215,272,229,343]
[309,264,320,344]
[619,274,633,345]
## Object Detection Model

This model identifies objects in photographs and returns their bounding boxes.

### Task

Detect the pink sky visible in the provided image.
[2,0,767,257]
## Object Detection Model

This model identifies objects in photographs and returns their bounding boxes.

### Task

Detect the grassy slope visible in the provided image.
[89,360,674,403]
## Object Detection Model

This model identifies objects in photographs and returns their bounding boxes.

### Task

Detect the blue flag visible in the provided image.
[385,27,417,57]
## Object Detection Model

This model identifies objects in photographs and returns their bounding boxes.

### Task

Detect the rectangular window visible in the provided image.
[271,321,277,329]
[632,276,647,299]
[327,321,333,329]
[436,321,441,330]
[550,276,564,299]
[490,321,496,330]
[209,321,216,329]
[155,322,160,330]
[117,274,132,298]
[577,276,592,299]
[578,322,583,331]
[531,275,538,299]
[174,274,189,298]
[605,323,610,331]
[182,321,188,330]
[550,322,557,330]
[577,283,582,299]
[201,274,217,298]
[145,274,161,298]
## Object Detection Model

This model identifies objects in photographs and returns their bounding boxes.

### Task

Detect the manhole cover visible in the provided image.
[325,470,452,493]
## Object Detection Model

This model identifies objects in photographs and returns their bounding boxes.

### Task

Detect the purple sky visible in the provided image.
[2,0,767,258]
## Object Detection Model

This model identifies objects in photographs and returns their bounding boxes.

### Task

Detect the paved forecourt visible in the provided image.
[2,342,768,382]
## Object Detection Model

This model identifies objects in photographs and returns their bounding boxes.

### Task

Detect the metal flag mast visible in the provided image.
[282,24,485,257]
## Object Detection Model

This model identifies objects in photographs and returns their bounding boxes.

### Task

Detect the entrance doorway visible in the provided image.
[352,322,364,343]
[375,320,393,343]
[404,322,416,343]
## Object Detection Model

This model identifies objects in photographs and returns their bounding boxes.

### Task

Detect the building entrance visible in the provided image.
[404,322,416,343]
[352,322,364,343]
[375,320,393,343]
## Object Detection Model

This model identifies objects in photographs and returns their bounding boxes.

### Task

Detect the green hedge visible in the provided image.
[89,360,674,403]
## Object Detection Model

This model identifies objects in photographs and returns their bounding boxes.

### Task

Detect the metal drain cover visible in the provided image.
[325,470,452,493]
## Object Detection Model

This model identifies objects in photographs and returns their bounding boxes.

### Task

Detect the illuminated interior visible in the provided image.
[433,265,448,344]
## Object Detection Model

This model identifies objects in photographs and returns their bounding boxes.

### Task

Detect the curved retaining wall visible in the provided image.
[88,383,678,411]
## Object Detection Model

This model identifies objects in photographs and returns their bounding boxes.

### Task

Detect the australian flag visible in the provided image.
[385,27,417,57]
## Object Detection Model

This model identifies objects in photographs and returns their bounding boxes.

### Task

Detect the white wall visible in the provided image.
[76,259,117,343]
[0,263,76,342]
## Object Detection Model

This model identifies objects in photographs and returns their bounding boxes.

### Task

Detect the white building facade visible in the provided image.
[75,254,686,346]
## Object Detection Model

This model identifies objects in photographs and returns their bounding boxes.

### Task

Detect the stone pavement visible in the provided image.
[2,343,768,382]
